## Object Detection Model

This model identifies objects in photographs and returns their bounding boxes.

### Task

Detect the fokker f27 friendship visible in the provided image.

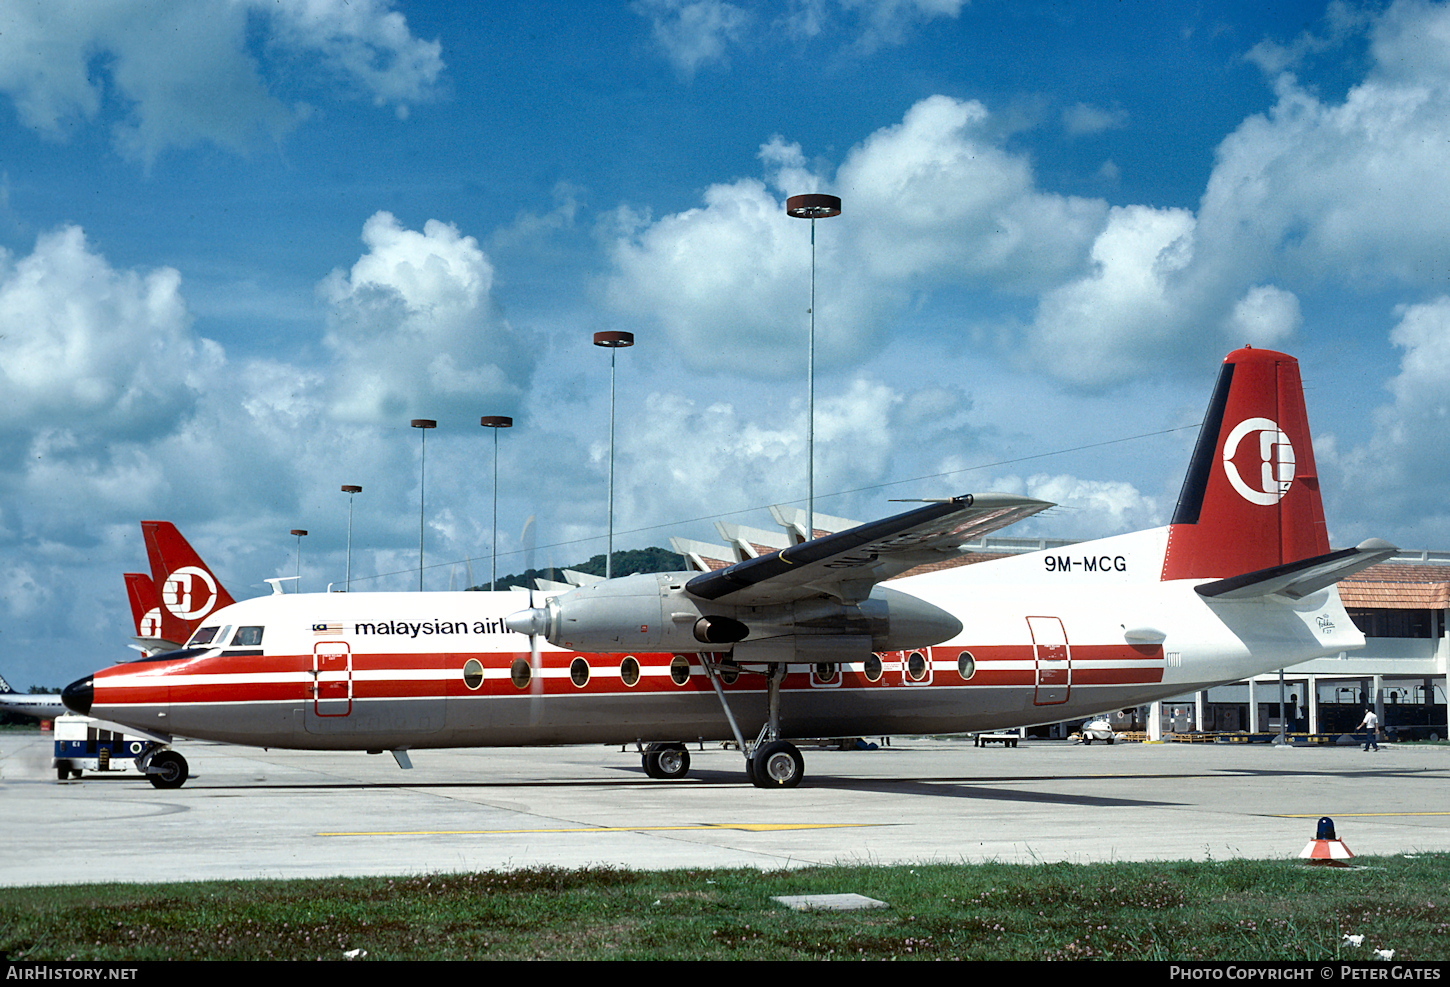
[65,347,1395,789]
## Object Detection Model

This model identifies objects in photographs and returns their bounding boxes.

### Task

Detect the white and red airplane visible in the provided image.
[64,347,1394,789]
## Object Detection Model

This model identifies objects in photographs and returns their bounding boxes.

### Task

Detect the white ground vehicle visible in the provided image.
[52,713,184,787]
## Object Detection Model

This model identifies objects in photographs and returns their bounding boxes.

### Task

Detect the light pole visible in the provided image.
[341,485,361,591]
[593,330,634,579]
[411,419,436,592]
[786,192,841,543]
[290,529,307,592]
[480,416,513,590]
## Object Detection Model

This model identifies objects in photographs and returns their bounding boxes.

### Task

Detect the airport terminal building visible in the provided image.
[1181,552,1450,741]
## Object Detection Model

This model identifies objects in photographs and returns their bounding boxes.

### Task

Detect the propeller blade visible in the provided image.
[528,586,543,726]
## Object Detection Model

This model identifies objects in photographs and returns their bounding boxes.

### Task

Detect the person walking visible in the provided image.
[1356,708,1381,751]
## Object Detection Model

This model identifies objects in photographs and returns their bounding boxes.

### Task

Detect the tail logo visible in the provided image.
[162,566,220,621]
[139,607,163,637]
[1223,417,1295,506]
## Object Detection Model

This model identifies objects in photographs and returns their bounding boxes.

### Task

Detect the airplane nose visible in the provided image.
[62,676,93,716]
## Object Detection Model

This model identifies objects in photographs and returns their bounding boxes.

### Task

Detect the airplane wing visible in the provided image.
[684,493,1052,605]
[1194,538,1397,601]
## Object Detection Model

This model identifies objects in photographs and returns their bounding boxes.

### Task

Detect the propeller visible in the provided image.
[521,515,541,724]
[504,582,551,727]
[510,515,548,730]
[528,585,543,726]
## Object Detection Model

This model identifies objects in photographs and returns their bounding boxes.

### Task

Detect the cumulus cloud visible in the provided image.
[0,226,215,442]
[1062,102,1129,136]
[1324,297,1450,542]
[603,177,849,375]
[1199,2,1450,293]
[319,211,537,424]
[0,0,442,162]
[605,376,975,535]
[634,0,751,78]
[268,0,444,110]
[1224,285,1300,346]
[1242,0,1371,75]
[989,473,1162,540]
[784,0,967,50]
[613,1,1450,394]
[602,95,1105,377]
[837,96,1105,290]
[1024,205,1197,386]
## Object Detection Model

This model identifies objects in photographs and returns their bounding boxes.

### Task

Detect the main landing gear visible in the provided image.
[700,657,806,789]
[638,659,809,788]
[638,737,806,787]
[749,739,804,788]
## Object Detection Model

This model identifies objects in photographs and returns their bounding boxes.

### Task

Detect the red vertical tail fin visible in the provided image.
[124,573,159,640]
[141,521,235,646]
[1160,348,1330,580]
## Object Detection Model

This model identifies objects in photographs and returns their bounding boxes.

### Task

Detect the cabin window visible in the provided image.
[462,658,484,690]
[669,655,691,685]
[231,626,264,647]
[957,651,976,681]
[715,658,739,685]
[570,657,590,688]
[864,654,883,682]
[510,658,532,690]
[189,627,220,646]
[620,656,640,687]
[906,651,929,682]
[812,662,838,685]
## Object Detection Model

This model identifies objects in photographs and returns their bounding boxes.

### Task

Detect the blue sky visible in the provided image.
[4,0,1450,688]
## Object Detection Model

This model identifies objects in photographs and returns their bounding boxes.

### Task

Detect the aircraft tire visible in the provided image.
[643,742,690,780]
[751,741,804,789]
[653,744,690,780]
[148,751,189,790]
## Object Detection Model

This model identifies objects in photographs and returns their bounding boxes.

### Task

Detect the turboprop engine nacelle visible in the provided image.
[504,571,963,656]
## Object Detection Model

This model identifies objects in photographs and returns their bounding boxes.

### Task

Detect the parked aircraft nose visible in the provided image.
[62,676,93,716]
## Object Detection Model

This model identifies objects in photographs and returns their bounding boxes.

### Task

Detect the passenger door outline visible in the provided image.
[314,641,352,717]
[1028,616,1070,706]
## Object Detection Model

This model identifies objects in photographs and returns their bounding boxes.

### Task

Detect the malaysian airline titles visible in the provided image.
[64,348,1394,789]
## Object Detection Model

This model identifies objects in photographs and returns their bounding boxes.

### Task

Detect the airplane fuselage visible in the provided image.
[0,693,66,721]
[79,528,1366,752]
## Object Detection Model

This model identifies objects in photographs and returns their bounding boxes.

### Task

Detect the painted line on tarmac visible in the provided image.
[1271,812,1450,818]
[318,822,881,837]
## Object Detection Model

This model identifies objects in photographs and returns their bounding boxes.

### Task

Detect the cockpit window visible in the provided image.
[189,626,220,646]
[231,626,264,647]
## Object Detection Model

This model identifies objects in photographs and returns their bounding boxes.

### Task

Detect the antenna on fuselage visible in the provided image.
[264,576,299,596]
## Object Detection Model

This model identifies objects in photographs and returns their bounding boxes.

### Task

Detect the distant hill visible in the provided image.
[470,547,686,592]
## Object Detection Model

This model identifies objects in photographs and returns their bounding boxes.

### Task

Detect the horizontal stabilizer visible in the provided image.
[1194,538,1397,601]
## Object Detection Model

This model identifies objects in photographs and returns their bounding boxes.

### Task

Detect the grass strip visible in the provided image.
[2,854,1447,961]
